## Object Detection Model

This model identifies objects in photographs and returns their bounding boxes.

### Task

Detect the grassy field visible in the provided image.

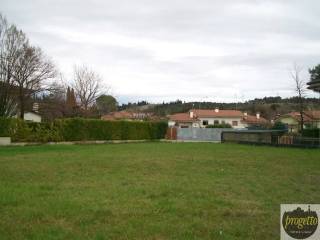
[0,142,319,239]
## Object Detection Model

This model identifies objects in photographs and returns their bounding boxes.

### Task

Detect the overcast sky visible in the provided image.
[1,0,320,103]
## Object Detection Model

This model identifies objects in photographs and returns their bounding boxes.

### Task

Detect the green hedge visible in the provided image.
[206,123,232,128]
[302,128,320,138]
[0,118,168,142]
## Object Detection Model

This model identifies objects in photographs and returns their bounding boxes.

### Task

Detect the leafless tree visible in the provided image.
[13,45,56,118]
[0,14,56,118]
[291,63,306,133]
[0,14,26,116]
[38,79,68,121]
[72,65,100,111]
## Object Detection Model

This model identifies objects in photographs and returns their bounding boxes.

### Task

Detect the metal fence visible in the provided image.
[276,135,320,148]
[222,130,320,148]
[166,127,320,148]
[222,130,278,144]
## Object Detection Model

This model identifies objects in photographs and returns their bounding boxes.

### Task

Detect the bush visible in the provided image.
[272,122,288,131]
[206,123,232,128]
[0,118,168,142]
[0,118,31,141]
[302,128,320,138]
[0,117,15,137]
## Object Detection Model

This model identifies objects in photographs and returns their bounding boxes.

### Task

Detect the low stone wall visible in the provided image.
[0,137,11,146]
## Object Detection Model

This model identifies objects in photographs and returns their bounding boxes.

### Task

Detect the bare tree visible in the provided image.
[291,63,306,133]
[0,14,26,116]
[73,65,100,111]
[0,14,56,119]
[38,79,68,121]
[13,45,56,118]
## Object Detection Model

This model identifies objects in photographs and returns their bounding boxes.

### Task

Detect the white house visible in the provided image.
[276,111,320,133]
[168,108,267,129]
[14,112,42,122]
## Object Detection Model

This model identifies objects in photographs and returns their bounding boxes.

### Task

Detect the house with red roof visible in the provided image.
[168,108,268,129]
[276,111,320,133]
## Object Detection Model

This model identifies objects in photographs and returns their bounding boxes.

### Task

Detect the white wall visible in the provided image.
[24,112,42,122]
[168,121,176,127]
[168,120,198,128]
[169,117,247,129]
[198,117,246,129]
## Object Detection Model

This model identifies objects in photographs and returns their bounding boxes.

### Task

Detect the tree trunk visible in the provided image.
[19,87,24,119]
[299,110,304,133]
[298,94,304,133]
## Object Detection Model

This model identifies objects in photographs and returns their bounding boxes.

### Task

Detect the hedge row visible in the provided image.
[206,123,232,128]
[0,118,168,142]
[302,128,320,138]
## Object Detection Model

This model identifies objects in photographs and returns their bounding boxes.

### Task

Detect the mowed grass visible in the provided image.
[0,143,319,240]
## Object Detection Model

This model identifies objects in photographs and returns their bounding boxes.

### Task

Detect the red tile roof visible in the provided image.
[101,111,133,120]
[169,109,269,125]
[278,112,314,123]
[168,113,197,122]
[305,111,320,120]
[190,109,244,118]
[102,111,153,121]
[242,115,268,124]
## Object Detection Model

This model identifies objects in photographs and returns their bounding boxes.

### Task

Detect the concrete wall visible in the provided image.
[24,112,41,122]
[0,137,11,146]
[13,112,42,122]
[177,128,232,141]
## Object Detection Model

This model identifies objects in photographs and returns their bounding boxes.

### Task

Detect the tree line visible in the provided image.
[134,96,319,120]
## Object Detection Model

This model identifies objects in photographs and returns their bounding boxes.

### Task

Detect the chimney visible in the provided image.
[243,112,247,119]
[190,111,194,118]
[256,112,260,119]
[215,108,219,113]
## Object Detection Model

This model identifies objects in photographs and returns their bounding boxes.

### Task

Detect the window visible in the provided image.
[214,120,219,125]
[181,125,189,128]
[232,121,238,126]
[202,120,208,126]
[222,120,226,124]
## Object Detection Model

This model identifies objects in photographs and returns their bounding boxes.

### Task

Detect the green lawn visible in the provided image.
[0,143,319,239]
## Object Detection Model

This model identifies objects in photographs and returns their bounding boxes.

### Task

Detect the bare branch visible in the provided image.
[290,63,307,133]
[72,65,100,111]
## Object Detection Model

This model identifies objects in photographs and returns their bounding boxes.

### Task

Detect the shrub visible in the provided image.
[0,118,31,141]
[272,122,288,131]
[302,128,320,138]
[206,123,232,128]
[0,117,15,137]
[0,118,168,142]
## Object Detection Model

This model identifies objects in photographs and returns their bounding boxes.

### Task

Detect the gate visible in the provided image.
[166,127,177,140]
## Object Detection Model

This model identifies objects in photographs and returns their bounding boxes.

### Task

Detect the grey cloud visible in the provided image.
[1,0,320,102]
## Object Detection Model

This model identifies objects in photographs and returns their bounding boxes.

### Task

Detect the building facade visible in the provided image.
[276,111,320,133]
[168,108,267,129]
